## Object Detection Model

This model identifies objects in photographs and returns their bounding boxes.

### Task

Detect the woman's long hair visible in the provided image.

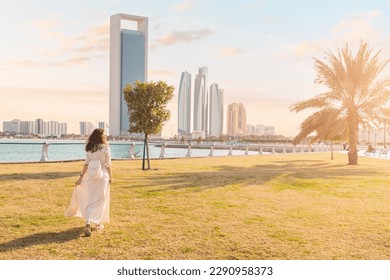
[85,128,107,152]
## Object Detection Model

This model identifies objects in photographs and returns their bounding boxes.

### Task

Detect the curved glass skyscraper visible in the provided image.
[177,71,192,136]
[193,66,208,134]
[209,83,224,136]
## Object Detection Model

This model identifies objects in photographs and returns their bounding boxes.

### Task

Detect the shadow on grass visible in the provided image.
[122,159,388,193]
[0,227,82,253]
[0,171,79,181]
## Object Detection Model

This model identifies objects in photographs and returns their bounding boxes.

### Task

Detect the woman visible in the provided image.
[65,128,113,237]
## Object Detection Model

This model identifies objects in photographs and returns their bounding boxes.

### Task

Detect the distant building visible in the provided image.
[178,71,192,136]
[227,103,247,136]
[3,119,20,133]
[193,66,208,135]
[209,84,224,137]
[109,13,148,136]
[264,126,275,136]
[43,121,67,136]
[20,121,35,135]
[79,122,95,136]
[256,124,275,136]
[3,118,66,136]
[98,121,108,131]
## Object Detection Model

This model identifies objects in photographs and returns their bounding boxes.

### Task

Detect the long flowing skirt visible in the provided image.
[65,172,110,224]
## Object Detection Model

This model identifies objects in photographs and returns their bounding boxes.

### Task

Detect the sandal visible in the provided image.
[84,224,92,237]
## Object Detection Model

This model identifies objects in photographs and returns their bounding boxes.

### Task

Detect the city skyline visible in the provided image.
[2,118,109,136]
[1,1,390,137]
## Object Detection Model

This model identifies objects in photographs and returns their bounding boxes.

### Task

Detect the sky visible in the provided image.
[1,0,390,137]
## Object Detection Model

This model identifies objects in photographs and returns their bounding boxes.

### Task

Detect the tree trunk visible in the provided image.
[330,141,334,160]
[142,137,146,170]
[145,134,151,169]
[348,119,359,165]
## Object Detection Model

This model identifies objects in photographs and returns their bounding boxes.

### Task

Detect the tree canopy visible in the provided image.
[290,42,390,165]
[124,80,174,169]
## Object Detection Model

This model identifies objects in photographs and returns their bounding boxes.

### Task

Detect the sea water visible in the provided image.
[0,139,259,163]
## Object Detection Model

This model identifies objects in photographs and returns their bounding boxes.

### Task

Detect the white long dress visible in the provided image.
[65,145,111,224]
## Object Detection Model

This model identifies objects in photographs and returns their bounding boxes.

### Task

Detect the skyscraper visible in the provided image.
[209,83,224,137]
[227,103,247,136]
[109,14,148,136]
[177,71,192,136]
[193,66,208,135]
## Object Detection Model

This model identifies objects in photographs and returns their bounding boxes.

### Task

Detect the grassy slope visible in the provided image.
[0,153,389,260]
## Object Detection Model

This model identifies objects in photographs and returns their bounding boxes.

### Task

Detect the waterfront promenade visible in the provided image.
[0,152,389,260]
[0,138,347,163]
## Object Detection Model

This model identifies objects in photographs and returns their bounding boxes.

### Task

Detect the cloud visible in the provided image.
[6,56,91,68]
[10,19,109,68]
[221,48,243,57]
[156,28,213,46]
[331,9,380,35]
[172,0,196,11]
[148,70,175,76]
[294,10,382,58]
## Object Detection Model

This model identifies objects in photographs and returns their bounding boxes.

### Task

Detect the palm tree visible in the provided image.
[290,42,390,165]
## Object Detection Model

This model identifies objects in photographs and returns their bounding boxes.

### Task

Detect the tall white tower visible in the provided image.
[193,66,208,135]
[109,13,148,136]
[178,71,192,136]
[209,84,224,137]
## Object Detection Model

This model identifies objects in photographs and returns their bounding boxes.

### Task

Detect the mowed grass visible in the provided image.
[0,152,390,260]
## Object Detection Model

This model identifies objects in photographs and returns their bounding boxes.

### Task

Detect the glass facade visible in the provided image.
[120,30,146,135]
[193,66,208,134]
[178,71,192,136]
[209,84,224,136]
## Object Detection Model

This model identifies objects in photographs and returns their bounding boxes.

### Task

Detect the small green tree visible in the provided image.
[123,80,174,170]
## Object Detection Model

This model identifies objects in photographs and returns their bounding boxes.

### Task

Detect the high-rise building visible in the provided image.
[80,122,95,136]
[3,119,20,133]
[109,13,148,136]
[20,121,36,135]
[177,71,192,136]
[3,118,66,136]
[193,66,208,135]
[42,120,67,136]
[98,122,108,132]
[227,103,247,136]
[209,84,224,137]
[35,119,44,135]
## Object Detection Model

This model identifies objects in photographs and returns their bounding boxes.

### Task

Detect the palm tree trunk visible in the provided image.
[330,141,334,160]
[348,120,359,165]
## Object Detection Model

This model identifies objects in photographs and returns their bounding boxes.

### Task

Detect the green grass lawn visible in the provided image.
[0,152,389,260]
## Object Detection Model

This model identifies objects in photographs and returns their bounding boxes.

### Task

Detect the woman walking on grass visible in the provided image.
[65,128,113,237]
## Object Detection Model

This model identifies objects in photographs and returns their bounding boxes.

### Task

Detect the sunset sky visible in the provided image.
[1,0,390,137]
